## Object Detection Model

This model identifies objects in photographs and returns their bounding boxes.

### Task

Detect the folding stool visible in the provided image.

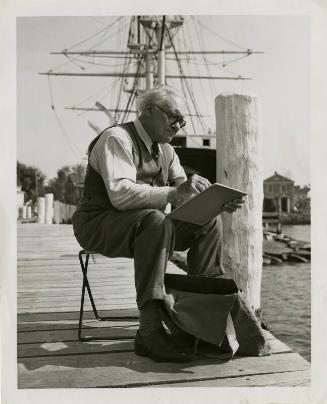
[78,249,138,341]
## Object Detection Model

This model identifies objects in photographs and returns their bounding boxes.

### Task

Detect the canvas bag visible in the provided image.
[163,273,272,357]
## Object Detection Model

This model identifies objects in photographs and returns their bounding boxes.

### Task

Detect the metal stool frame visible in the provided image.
[78,249,138,341]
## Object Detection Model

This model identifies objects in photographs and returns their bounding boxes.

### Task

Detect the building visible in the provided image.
[293,185,311,212]
[263,171,310,213]
[263,172,294,213]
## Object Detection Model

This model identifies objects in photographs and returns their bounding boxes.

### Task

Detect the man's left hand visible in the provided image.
[223,197,245,214]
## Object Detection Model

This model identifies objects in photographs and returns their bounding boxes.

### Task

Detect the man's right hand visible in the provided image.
[167,174,211,206]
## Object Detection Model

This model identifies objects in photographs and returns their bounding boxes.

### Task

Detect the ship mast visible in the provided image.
[126,15,184,91]
[157,16,166,85]
[40,16,263,134]
[139,15,178,89]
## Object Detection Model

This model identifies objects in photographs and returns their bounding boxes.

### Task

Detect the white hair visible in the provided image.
[136,85,187,115]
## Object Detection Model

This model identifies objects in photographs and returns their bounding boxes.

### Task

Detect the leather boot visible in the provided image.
[134,328,196,363]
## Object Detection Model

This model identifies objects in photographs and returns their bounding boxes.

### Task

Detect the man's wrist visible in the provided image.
[167,187,179,205]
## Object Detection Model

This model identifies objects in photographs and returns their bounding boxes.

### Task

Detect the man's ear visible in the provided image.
[143,105,152,117]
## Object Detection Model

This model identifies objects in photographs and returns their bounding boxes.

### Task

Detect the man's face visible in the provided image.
[146,97,186,143]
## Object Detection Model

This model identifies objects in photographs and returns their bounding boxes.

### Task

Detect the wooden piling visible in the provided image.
[37,197,45,224]
[45,193,54,224]
[53,200,76,224]
[215,93,263,312]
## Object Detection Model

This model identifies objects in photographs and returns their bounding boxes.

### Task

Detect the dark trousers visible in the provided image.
[73,208,224,309]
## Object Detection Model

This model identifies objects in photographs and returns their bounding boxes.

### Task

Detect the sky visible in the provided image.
[17,15,310,186]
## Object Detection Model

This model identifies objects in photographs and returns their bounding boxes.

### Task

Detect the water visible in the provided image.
[282,224,311,242]
[261,224,311,361]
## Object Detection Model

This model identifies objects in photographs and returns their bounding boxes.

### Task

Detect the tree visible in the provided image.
[47,164,86,204]
[17,161,46,203]
[64,164,86,205]
[49,166,72,202]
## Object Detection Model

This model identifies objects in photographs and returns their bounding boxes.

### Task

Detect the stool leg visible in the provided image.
[78,250,139,341]
[79,252,101,319]
[78,251,108,341]
[78,252,89,341]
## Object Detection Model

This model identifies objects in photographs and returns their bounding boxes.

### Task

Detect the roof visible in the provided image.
[264,171,294,183]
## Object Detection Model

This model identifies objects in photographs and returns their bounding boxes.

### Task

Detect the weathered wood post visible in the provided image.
[45,193,54,224]
[22,205,27,220]
[53,200,61,224]
[37,197,45,224]
[215,93,263,314]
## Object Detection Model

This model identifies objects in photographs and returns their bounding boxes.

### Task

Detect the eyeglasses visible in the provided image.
[154,105,186,129]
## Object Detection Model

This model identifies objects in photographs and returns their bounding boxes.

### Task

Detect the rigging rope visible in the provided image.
[72,79,121,117]
[69,58,138,69]
[165,26,196,132]
[47,76,55,110]
[48,18,129,74]
[52,109,84,159]
[166,23,207,134]
[70,19,133,118]
[47,77,83,158]
[115,52,134,122]
[88,21,130,51]
[191,17,219,118]
[114,18,134,122]
[121,52,145,123]
[64,17,123,51]
[185,19,211,130]
[63,54,86,71]
[196,18,248,51]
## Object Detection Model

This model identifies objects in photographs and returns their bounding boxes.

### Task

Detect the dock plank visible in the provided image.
[18,326,137,344]
[17,330,290,359]
[18,339,135,359]
[18,304,138,314]
[18,309,139,322]
[18,319,139,332]
[18,351,309,388]
[159,370,310,387]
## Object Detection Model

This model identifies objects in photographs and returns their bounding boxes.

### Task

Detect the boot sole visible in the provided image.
[134,340,195,363]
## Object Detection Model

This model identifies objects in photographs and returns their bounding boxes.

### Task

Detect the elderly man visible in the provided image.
[72,85,243,363]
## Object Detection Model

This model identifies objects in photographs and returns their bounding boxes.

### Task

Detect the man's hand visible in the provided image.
[167,174,211,206]
[222,197,245,214]
[177,174,211,196]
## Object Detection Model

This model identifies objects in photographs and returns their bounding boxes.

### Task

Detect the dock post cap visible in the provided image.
[215,92,258,99]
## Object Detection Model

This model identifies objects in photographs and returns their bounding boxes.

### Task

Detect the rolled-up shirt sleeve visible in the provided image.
[90,128,170,211]
[168,146,187,186]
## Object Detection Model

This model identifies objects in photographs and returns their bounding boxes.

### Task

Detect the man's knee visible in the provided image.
[138,209,173,233]
[201,215,223,237]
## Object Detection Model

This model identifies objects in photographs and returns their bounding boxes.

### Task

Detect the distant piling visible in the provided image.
[45,193,54,224]
[37,197,45,224]
[215,93,263,313]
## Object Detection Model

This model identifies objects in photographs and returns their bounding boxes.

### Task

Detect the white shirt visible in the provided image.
[89,119,187,211]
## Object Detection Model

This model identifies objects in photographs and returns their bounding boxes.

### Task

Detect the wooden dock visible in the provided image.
[17,223,310,388]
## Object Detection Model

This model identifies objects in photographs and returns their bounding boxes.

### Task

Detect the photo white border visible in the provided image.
[1,0,326,403]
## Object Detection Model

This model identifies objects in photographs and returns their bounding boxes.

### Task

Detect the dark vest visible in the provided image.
[77,122,173,213]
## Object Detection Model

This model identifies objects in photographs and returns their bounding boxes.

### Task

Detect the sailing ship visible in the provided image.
[41,15,262,182]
